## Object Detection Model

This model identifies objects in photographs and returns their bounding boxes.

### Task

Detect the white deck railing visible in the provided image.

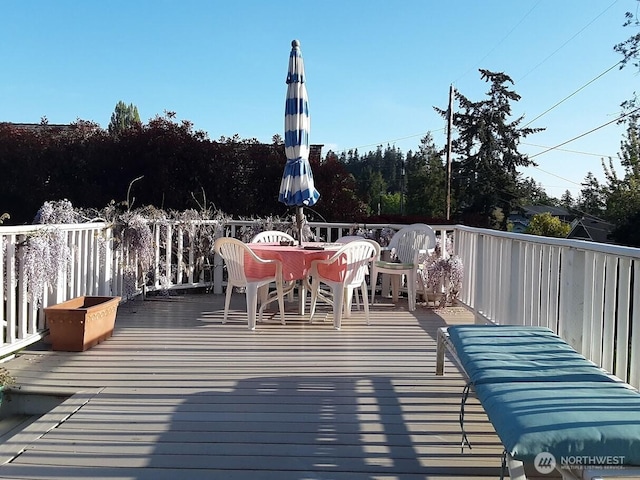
[1,223,119,357]
[456,225,640,389]
[2,220,639,389]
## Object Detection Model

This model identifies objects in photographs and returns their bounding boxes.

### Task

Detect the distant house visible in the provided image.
[508,205,617,244]
[567,215,616,244]
[520,205,575,222]
[508,213,530,233]
[3,122,76,134]
[508,205,576,233]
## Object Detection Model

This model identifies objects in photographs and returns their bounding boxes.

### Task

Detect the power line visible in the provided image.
[522,61,621,128]
[528,106,640,160]
[528,166,583,187]
[522,142,615,158]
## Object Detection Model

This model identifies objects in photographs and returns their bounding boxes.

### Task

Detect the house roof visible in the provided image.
[521,205,574,218]
[1,122,76,133]
[568,215,616,244]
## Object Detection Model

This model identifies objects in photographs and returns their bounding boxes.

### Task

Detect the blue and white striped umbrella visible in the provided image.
[278,40,320,213]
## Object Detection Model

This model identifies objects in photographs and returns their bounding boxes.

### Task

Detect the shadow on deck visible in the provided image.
[0,292,538,479]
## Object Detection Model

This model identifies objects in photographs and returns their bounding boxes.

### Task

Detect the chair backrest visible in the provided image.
[216,237,280,285]
[251,230,295,243]
[316,240,378,287]
[389,224,436,264]
[214,237,250,285]
[336,235,366,243]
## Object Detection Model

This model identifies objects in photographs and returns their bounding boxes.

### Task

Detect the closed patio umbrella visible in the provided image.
[278,39,319,245]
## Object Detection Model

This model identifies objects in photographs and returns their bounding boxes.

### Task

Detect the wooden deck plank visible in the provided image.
[0,465,502,480]
[0,293,512,479]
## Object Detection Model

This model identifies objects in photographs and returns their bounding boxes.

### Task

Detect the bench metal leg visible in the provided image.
[436,327,447,376]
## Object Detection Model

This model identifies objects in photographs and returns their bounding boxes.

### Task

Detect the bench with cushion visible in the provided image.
[436,325,640,480]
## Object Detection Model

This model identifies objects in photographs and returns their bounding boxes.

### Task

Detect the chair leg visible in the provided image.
[223,283,233,323]
[245,284,258,331]
[353,286,361,311]
[370,273,377,306]
[332,286,344,330]
[408,270,416,311]
[298,281,308,315]
[391,274,400,303]
[360,280,371,325]
[344,286,354,317]
[276,280,286,325]
[309,278,319,323]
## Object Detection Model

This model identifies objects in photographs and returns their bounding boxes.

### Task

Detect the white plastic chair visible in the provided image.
[214,237,285,330]
[370,224,436,311]
[251,230,296,302]
[335,235,376,310]
[308,240,378,330]
[251,230,295,244]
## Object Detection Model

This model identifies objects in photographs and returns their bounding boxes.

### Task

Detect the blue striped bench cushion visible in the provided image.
[447,325,614,384]
[475,380,640,465]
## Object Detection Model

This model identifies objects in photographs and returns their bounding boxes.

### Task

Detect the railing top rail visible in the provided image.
[456,224,640,259]
[0,220,458,232]
[225,220,456,231]
[0,222,110,235]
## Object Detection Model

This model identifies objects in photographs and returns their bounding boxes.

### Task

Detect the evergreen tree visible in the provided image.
[382,145,404,194]
[514,177,555,207]
[605,110,640,244]
[577,172,606,216]
[405,133,446,217]
[560,190,575,210]
[606,2,640,245]
[435,69,543,228]
[108,101,141,138]
[614,1,640,72]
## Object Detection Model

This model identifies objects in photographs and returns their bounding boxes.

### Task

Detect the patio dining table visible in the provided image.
[247,242,342,315]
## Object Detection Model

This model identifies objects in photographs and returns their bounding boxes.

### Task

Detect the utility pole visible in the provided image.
[445,84,455,221]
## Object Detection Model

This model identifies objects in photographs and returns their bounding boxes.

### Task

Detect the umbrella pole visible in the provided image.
[296,206,304,246]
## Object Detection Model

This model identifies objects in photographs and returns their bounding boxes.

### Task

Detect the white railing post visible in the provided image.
[474,234,485,319]
[165,223,172,285]
[615,257,632,382]
[630,261,640,388]
[102,227,114,296]
[586,251,605,366]
[5,236,17,345]
[153,224,161,289]
[558,247,585,353]
[0,234,5,342]
[177,225,184,285]
[507,240,522,325]
[601,255,619,373]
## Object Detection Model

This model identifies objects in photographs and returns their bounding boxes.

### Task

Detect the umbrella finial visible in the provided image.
[292,39,300,48]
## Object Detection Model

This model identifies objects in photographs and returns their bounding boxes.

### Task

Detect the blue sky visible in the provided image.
[2,0,638,198]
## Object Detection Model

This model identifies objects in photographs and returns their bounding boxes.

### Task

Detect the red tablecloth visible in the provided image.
[247,243,340,282]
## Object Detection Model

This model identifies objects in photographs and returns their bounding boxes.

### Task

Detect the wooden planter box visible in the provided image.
[44,296,121,352]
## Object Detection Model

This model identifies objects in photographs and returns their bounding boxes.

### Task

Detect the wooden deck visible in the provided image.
[0,292,530,479]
